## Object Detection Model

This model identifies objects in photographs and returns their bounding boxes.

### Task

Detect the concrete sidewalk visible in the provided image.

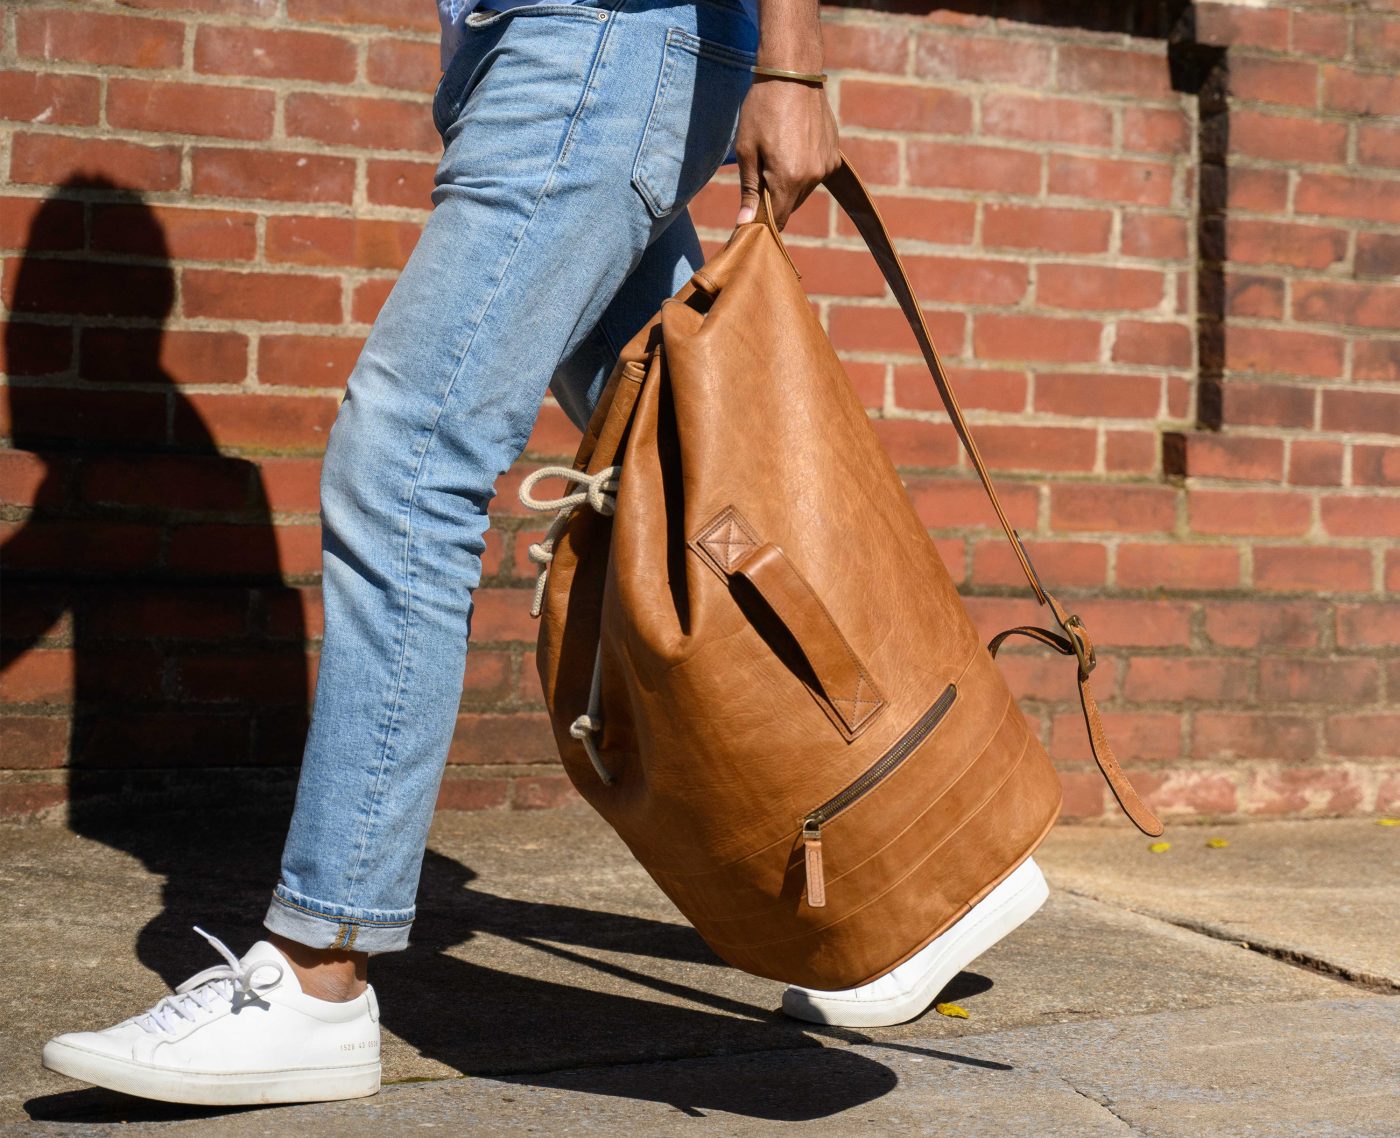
[2,810,1396,1136]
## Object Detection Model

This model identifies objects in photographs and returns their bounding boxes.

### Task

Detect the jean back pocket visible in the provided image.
[631,28,755,219]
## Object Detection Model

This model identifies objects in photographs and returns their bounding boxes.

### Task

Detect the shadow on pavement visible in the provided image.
[22,1091,268,1127]
[519,1047,900,1121]
[24,841,1006,1123]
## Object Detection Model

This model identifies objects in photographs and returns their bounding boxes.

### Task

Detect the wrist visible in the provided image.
[756,42,824,74]
[755,0,823,73]
[751,64,828,85]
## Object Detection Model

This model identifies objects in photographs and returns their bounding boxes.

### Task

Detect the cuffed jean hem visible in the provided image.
[264,886,414,954]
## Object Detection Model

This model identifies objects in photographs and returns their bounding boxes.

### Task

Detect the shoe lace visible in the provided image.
[134,926,284,1035]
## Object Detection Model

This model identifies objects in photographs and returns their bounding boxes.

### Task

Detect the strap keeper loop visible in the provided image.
[1062,614,1097,678]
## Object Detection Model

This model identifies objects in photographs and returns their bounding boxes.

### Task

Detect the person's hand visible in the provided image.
[734,77,840,231]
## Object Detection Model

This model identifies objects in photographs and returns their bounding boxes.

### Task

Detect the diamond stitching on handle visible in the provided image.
[698,513,758,571]
[832,674,882,729]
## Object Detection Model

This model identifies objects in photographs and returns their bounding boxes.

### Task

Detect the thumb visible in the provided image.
[736,151,761,226]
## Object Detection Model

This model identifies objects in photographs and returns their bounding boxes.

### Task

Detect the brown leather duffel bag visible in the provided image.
[519,156,1162,991]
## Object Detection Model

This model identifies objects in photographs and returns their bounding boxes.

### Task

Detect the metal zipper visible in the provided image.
[801,682,957,908]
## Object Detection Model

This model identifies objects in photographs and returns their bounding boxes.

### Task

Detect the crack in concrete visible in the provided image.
[1063,1079,1152,1137]
[968,1038,1152,1138]
[1058,886,1400,995]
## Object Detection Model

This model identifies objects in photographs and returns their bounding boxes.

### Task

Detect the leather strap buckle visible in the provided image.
[1062,614,1096,678]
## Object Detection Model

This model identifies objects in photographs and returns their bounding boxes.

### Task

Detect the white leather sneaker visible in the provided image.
[782,857,1049,1028]
[42,928,382,1106]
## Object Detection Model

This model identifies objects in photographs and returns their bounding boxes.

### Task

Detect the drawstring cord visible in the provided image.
[518,464,620,617]
[518,465,620,783]
[568,639,613,784]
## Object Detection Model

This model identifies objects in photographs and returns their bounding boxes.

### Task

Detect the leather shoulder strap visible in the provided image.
[816,158,1046,603]
[759,156,1164,838]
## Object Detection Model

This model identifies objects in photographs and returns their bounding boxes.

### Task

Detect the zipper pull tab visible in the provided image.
[802,818,826,908]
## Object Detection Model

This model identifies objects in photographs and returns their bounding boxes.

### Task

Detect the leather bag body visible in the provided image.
[528,158,1161,991]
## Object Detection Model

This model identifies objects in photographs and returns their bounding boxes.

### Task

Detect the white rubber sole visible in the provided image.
[41,1039,381,1107]
[781,856,1049,1028]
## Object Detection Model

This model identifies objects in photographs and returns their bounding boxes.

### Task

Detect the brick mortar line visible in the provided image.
[8,122,442,162]
[0,237,1206,272]
[892,393,1400,420]
[0,257,412,283]
[1175,422,1400,442]
[3,181,431,215]
[11,308,1392,352]
[819,5,1179,45]
[11,3,438,41]
[7,502,1394,540]
[6,576,1393,605]
[1208,315,1400,336]
[840,361,1192,389]
[831,123,1199,161]
[3,699,1396,718]
[766,244,1200,272]
[6,56,440,92]
[834,72,1189,107]
[1231,97,1400,127]
[1229,157,1400,180]
[6,438,1389,480]
[0,129,1157,180]
[4,766,1398,787]
[1220,207,1400,231]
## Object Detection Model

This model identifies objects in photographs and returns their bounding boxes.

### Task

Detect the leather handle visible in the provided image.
[689,506,885,740]
[732,543,886,739]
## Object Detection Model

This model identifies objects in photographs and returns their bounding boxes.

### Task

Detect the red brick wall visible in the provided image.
[2,0,1396,822]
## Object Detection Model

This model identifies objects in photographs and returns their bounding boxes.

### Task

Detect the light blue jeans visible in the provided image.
[264,0,757,952]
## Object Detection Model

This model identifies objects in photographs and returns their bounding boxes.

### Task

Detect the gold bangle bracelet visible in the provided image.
[750,64,828,85]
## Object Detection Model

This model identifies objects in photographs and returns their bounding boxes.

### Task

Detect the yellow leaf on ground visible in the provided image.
[1378,818,1400,827]
[935,1002,969,1019]
[1206,837,1230,848]
[1148,841,1171,853]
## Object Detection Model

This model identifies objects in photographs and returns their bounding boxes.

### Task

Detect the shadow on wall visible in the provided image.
[0,177,307,979]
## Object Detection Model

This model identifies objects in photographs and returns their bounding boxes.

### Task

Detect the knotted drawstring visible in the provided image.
[567,639,614,784]
[135,927,284,1035]
[518,464,620,618]
[518,464,621,784]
